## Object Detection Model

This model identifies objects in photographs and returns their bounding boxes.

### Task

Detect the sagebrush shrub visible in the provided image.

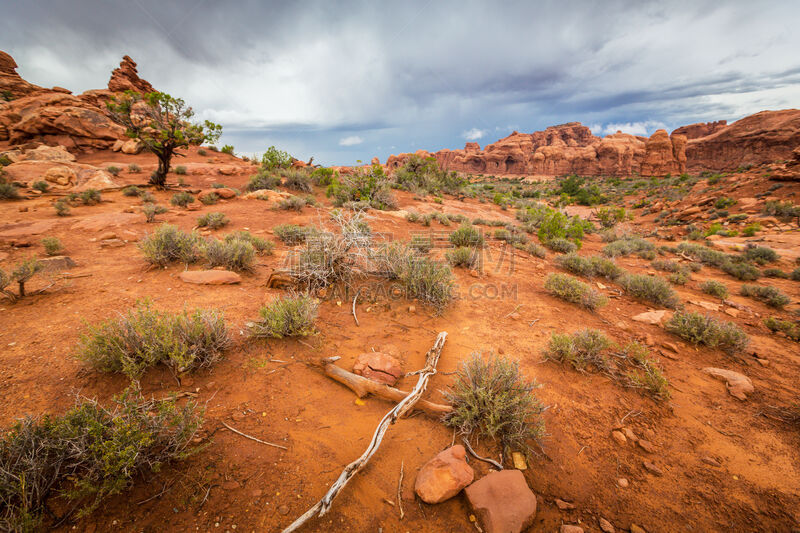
[225,231,274,254]
[556,253,623,279]
[197,212,229,230]
[721,260,761,281]
[32,180,49,192]
[174,165,187,175]
[203,238,255,271]
[128,163,141,173]
[79,189,101,205]
[277,195,307,211]
[443,353,545,456]
[525,242,547,258]
[764,317,800,342]
[77,301,230,377]
[665,310,749,354]
[546,237,578,254]
[106,165,120,176]
[544,273,607,310]
[543,329,611,371]
[446,246,479,268]
[53,198,70,216]
[602,236,654,258]
[740,284,791,308]
[274,224,311,245]
[619,274,679,308]
[170,191,194,207]
[247,293,319,338]
[247,170,280,191]
[700,280,728,299]
[200,192,219,205]
[449,223,484,248]
[743,245,779,265]
[280,169,313,192]
[138,224,200,265]
[123,185,142,197]
[142,203,168,223]
[0,386,201,531]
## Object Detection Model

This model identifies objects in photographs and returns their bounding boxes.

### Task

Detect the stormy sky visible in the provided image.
[2,1,799,165]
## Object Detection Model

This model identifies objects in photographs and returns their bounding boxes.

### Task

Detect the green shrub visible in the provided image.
[764,317,800,342]
[202,238,255,271]
[394,253,454,312]
[170,191,195,207]
[392,155,466,195]
[443,353,545,455]
[619,274,680,308]
[651,259,682,272]
[714,196,736,209]
[791,267,800,281]
[721,260,761,281]
[310,167,337,186]
[138,224,200,265]
[274,224,310,245]
[0,258,44,301]
[700,280,728,299]
[142,203,168,223]
[0,182,21,200]
[106,165,121,176]
[261,146,292,170]
[410,234,433,254]
[54,199,70,216]
[763,268,788,278]
[595,206,629,227]
[543,329,611,371]
[544,273,607,310]
[668,271,689,285]
[743,245,779,264]
[247,293,319,338]
[556,253,623,279]
[742,223,761,237]
[128,163,141,173]
[546,237,578,254]
[77,301,230,377]
[139,191,156,203]
[537,210,586,247]
[31,180,49,192]
[0,385,202,531]
[449,223,484,248]
[221,145,234,155]
[197,212,229,230]
[122,185,142,197]
[79,189,101,205]
[623,344,671,400]
[446,246,479,268]
[763,200,800,218]
[405,210,421,223]
[281,169,312,192]
[41,237,63,256]
[200,192,219,205]
[740,284,791,308]
[174,165,187,175]
[225,231,274,255]
[665,310,749,354]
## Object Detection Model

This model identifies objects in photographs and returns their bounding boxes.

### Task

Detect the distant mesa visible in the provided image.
[385,110,800,177]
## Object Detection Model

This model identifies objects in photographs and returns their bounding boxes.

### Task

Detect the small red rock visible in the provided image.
[414,445,474,504]
[464,469,537,533]
[353,352,403,386]
[178,270,242,285]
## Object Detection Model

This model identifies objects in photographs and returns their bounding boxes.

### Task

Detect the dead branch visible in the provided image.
[220,421,288,450]
[352,286,362,326]
[462,437,504,470]
[397,461,405,520]
[323,361,452,416]
[282,332,448,533]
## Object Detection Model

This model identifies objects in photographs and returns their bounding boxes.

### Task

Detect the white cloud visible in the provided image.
[595,121,669,137]
[339,135,364,146]
[462,128,487,140]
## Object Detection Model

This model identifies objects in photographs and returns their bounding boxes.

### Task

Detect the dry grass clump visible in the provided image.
[700,280,728,299]
[544,273,607,310]
[247,292,319,338]
[274,224,313,245]
[443,353,545,456]
[388,250,455,313]
[138,224,201,265]
[556,253,623,280]
[621,341,670,401]
[77,301,230,378]
[764,317,800,342]
[619,274,680,308]
[665,310,749,354]
[740,284,791,308]
[446,246,479,268]
[203,238,255,271]
[276,195,308,211]
[0,386,201,531]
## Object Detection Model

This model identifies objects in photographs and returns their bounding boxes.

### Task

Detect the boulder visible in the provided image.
[44,166,78,187]
[214,187,237,199]
[414,445,474,504]
[121,139,144,154]
[631,310,668,325]
[20,144,76,162]
[111,139,125,152]
[178,270,242,285]
[464,469,537,533]
[702,367,754,400]
[74,169,119,191]
[39,256,76,271]
[352,352,403,386]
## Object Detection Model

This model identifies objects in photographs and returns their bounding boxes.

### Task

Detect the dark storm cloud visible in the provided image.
[2,0,799,164]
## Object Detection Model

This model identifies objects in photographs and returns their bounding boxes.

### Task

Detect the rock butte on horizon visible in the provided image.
[1,49,799,177]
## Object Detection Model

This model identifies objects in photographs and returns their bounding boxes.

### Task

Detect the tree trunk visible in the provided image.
[150,149,172,187]
[17,281,25,298]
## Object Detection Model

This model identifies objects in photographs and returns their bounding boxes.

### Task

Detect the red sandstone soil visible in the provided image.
[1,146,800,533]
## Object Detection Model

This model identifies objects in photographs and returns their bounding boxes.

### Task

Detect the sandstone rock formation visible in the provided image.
[386,110,800,178]
[414,445,474,504]
[0,51,156,150]
[387,123,685,177]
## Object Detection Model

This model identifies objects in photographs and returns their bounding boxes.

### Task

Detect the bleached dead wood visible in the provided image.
[323,360,452,416]
[282,332,448,533]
